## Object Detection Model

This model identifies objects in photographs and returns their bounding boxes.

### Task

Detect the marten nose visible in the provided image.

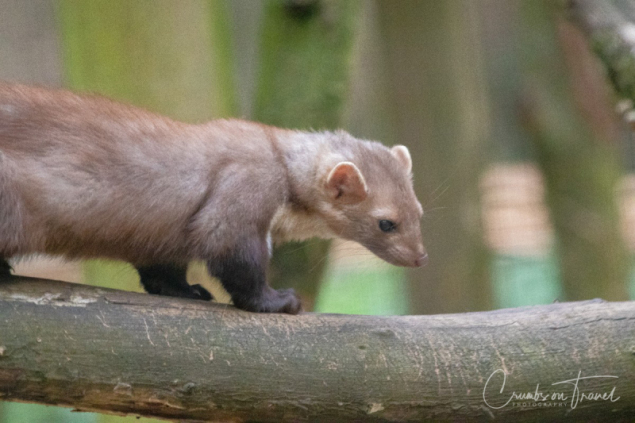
[414,253,428,267]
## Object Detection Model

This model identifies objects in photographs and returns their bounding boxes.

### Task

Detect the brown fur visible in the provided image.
[0,82,426,313]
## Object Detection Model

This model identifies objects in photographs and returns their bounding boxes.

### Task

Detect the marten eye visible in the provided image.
[379,220,397,233]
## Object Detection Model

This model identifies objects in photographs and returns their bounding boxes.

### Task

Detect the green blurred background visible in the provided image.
[1,0,634,421]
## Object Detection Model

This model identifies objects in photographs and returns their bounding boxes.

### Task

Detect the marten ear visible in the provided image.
[391,145,412,174]
[326,162,368,203]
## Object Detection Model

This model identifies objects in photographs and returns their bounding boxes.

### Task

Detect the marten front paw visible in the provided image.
[273,288,302,314]
[235,287,302,314]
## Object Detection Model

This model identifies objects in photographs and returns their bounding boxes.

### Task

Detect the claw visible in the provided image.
[190,284,213,301]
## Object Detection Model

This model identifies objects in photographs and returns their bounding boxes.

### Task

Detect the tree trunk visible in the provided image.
[253,0,362,308]
[520,0,630,301]
[57,0,236,122]
[378,0,492,314]
[0,276,634,422]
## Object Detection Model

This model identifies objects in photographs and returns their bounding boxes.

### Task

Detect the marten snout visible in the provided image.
[414,253,428,267]
[400,245,427,268]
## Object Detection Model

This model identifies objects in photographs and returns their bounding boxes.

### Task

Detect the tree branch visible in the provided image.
[0,276,634,422]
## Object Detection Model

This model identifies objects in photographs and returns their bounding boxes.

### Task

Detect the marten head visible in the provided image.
[320,137,427,268]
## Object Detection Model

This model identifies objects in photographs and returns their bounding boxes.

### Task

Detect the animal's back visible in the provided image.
[0,82,426,315]
[0,83,213,262]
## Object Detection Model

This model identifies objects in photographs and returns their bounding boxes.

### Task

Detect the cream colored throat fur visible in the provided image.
[269,204,334,244]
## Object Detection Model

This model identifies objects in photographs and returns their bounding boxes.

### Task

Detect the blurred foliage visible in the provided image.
[316,265,408,315]
[0,403,96,423]
[492,254,563,307]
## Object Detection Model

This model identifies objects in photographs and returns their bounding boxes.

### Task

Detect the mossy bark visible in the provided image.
[57,0,236,121]
[253,0,362,307]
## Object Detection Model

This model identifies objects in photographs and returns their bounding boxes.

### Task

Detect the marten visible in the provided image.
[0,83,427,314]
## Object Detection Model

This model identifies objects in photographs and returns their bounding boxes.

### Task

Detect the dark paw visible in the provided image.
[0,260,12,277]
[190,284,213,301]
[235,287,302,314]
[274,288,302,314]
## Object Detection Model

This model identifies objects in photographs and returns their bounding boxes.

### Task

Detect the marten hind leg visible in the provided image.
[207,239,302,314]
[136,264,212,301]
